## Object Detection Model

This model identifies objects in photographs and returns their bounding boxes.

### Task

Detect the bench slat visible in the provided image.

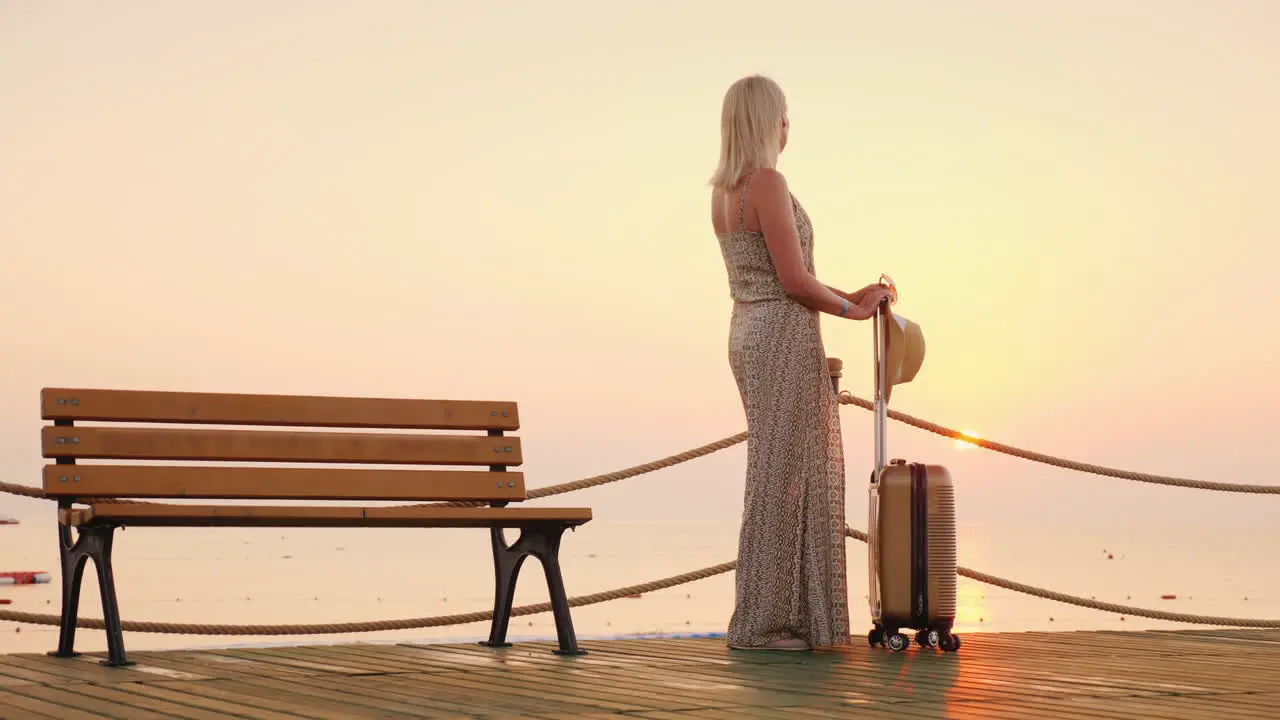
[65,504,592,528]
[42,427,522,466]
[41,388,519,431]
[42,465,525,501]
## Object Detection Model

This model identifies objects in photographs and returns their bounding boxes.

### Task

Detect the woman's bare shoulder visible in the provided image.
[750,168,788,195]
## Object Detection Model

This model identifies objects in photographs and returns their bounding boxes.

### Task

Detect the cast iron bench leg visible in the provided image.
[481,523,586,656]
[48,520,133,667]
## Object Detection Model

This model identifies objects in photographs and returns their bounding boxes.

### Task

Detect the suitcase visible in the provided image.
[866,279,961,653]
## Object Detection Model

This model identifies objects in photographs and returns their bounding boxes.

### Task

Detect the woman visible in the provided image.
[711,75,892,651]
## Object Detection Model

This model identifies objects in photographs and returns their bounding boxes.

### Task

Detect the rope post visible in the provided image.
[827,357,843,395]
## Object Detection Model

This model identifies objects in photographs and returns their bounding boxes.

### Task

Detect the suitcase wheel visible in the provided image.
[886,633,910,652]
[916,629,940,648]
[939,633,962,653]
[867,628,884,648]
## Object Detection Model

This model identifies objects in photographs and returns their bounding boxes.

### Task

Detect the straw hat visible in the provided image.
[883,311,925,402]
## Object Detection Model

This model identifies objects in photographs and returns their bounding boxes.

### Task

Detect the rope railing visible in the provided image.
[0,562,738,636]
[835,392,1280,494]
[424,391,1280,504]
[421,432,750,509]
[2,527,1276,634]
[2,392,1273,505]
[2,391,1277,636]
[840,528,1280,629]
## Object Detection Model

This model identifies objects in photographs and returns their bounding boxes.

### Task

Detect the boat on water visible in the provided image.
[0,571,51,585]
[0,515,18,525]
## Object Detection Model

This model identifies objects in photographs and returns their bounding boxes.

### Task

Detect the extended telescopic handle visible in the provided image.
[871,277,894,475]
[867,276,895,626]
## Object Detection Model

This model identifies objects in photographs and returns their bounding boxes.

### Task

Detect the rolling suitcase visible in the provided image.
[865,278,961,653]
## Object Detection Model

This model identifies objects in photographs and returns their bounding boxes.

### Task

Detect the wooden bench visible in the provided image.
[40,387,593,667]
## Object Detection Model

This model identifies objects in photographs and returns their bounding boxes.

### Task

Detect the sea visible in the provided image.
[2,511,1275,656]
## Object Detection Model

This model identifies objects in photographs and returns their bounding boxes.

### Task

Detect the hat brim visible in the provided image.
[884,312,925,401]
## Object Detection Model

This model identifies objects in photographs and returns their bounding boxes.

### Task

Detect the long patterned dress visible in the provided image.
[715,173,851,649]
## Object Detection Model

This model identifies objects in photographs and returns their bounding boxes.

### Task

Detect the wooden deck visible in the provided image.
[0,630,1277,718]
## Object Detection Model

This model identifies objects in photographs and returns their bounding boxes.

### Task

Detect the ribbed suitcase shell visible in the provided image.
[875,461,957,625]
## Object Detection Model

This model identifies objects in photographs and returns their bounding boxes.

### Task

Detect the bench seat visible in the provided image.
[39,386,593,667]
[61,504,593,528]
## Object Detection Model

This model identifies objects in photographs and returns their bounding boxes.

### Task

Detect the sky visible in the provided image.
[1,1,1277,532]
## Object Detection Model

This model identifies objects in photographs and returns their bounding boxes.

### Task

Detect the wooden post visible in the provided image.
[827,357,843,394]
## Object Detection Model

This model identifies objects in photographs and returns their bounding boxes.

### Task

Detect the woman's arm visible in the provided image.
[828,283,885,305]
[753,169,880,320]
[825,285,853,302]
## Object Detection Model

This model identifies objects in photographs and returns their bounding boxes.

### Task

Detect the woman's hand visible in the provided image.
[845,282,894,305]
[854,282,884,301]
[822,283,894,319]
[851,286,893,317]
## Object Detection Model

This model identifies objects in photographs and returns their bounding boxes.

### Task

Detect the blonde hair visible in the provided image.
[709,75,787,190]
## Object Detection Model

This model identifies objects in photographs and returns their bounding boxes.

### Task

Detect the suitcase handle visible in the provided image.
[869,274,898,624]
[872,297,891,475]
[878,273,898,306]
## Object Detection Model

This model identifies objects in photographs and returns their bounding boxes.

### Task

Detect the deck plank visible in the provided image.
[60,682,249,720]
[3,630,1278,718]
[204,673,463,717]
[0,688,103,719]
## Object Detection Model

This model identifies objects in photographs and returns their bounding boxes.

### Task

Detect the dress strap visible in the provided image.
[737,172,755,231]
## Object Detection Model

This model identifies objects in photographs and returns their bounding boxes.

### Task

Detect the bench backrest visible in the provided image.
[40,388,525,503]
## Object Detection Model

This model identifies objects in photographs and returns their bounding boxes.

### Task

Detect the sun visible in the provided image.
[953,429,982,451]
